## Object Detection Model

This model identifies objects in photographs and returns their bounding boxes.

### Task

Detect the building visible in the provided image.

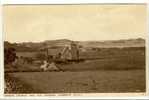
[45,41,79,61]
[61,41,79,60]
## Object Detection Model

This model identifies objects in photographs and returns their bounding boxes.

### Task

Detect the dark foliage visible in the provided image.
[4,47,17,64]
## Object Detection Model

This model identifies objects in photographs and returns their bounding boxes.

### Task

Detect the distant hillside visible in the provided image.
[44,39,72,46]
[4,41,37,52]
[4,38,145,52]
[78,38,145,48]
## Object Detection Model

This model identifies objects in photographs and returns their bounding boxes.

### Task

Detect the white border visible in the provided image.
[0,0,149,4]
[0,3,4,99]
[0,0,149,99]
[146,2,149,98]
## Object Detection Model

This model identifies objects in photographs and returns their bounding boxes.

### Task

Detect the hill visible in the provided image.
[4,38,145,52]
[77,38,145,48]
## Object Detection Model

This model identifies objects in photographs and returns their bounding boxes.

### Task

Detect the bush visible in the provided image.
[35,53,46,60]
[4,47,17,64]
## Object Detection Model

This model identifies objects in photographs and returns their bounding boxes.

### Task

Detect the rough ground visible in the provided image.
[5,70,145,93]
[5,74,39,94]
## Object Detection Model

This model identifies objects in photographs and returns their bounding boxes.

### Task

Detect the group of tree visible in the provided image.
[4,47,17,64]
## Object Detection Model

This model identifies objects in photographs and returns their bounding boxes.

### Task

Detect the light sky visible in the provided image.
[3,5,147,43]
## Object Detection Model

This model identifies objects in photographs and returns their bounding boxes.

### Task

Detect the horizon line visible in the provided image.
[4,37,145,44]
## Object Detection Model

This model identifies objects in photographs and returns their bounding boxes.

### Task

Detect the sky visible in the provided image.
[3,4,147,43]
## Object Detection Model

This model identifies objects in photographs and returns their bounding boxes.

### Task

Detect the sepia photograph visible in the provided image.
[3,4,147,95]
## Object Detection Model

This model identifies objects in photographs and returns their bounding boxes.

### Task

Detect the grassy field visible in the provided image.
[5,47,145,72]
[4,55,145,72]
[4,47,146,93]
[7,70,145,93]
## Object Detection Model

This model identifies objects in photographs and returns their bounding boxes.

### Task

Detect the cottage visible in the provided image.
[61,42,79,60]
[43,41,79,61]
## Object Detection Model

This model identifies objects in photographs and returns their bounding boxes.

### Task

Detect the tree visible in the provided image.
[4,47,17,64]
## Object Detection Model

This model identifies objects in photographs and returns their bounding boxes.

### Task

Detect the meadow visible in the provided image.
[4,47,146,93]
[6,70,145,93]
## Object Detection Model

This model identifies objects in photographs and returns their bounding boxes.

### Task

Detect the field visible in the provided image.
[4,47,146,93]
[6,70,145,93]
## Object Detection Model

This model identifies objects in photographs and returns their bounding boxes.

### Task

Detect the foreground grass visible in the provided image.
[5,70,145,93]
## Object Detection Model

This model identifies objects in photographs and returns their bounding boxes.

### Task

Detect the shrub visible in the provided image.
[35,53,46,60]
[4,47,17,64]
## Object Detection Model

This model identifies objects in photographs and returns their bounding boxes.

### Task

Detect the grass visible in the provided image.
[5,55,145,72]
[6,70,145,93]
[5,47,145,72]
[4,47,146,93]
[58,56,145,71]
